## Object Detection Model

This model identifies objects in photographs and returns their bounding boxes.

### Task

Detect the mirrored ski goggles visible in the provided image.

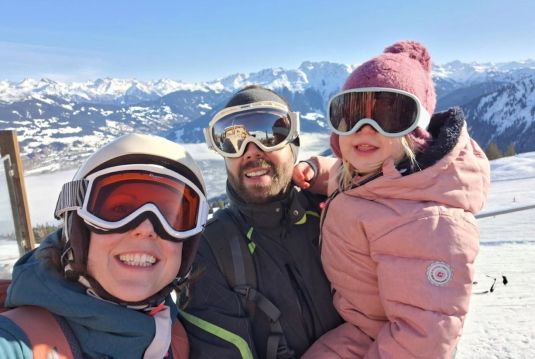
[55,164,209,241]
[328,87,431,137]
[204,101,300,158]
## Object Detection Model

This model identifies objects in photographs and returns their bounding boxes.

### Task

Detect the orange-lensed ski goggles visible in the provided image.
[328,87,431,137]
[55,164,208,241]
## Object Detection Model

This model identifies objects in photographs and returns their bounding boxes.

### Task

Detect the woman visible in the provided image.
[0,133,209,358]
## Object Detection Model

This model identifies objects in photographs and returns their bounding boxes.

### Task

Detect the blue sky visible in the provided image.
[1,0,534,82]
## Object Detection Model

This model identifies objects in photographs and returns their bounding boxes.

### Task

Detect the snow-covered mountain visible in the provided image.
[1,59,535,171]
[462,75,535,152]
[0,78,221,106]
[433,59,535,84]
[0,62,352,106]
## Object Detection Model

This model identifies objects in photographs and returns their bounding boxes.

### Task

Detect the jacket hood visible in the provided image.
[346,108,490,213]
[6,230,178,358]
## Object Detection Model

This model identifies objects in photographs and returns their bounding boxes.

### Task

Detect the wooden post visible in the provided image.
[0,130,35,254]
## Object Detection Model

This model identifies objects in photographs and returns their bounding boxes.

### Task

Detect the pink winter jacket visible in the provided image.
[303,111,490,359]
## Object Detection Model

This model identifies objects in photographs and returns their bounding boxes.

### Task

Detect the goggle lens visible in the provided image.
[210,108,291,155]
[87,171,201,232]
[329,90,420,135]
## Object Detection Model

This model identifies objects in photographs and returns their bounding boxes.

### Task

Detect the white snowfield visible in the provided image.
[1,148,534,358]
[455,153,535,359]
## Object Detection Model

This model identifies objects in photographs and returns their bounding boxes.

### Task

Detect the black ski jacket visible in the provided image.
[181,182,342,358]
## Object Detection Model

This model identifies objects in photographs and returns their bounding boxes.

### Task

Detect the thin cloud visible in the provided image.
[0,41,109,81]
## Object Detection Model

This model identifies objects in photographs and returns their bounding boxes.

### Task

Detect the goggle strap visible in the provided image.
[54,179,88,219]
[419,107,431,130]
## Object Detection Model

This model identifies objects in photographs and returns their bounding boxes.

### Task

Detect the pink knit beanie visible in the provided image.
[330,40,436,158]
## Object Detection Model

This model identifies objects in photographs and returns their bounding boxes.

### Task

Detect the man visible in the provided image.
[180,85,341,359]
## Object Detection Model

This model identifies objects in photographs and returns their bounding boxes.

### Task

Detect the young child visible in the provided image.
[295,41,490,358]
[0,133,209,359]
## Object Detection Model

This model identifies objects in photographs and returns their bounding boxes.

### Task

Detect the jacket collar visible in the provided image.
[414,107,465,171]
[226,181,307,230]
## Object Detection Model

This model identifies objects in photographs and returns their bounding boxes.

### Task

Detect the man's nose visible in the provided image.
[243,142,263,159]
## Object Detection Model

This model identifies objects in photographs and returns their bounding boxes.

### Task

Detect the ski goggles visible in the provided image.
[204,101,300,158]
[328,87,431,137]
[55,164,209,241]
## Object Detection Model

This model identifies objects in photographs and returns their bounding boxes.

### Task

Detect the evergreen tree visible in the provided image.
[33,223,61,243]
[485,142,503,160]
[504,143,516,157]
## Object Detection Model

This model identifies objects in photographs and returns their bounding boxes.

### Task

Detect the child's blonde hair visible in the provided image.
[338,136,418,191]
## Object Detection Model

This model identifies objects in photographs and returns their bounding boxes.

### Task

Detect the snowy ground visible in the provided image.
[455,153,535,359]
[1,140,534,358]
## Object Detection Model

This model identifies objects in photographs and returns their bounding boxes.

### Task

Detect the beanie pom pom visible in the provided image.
[384,41,431,72]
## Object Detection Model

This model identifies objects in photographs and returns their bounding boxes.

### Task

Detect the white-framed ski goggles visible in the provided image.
[328,87,431,137]
[55,164,209,242]
[204,100,300,158]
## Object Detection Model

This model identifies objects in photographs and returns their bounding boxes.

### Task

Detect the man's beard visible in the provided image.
[227,158,293,204]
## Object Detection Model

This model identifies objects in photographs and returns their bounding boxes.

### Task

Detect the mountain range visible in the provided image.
[1,59,535,171]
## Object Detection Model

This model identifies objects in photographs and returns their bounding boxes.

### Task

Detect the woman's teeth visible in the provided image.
[119,253,157,267]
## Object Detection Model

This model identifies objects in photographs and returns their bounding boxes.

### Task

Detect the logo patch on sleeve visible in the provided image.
[426,261,453,286]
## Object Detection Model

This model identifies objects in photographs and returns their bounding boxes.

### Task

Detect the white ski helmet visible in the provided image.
[73,133,206,191]
[57,133,207,307]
